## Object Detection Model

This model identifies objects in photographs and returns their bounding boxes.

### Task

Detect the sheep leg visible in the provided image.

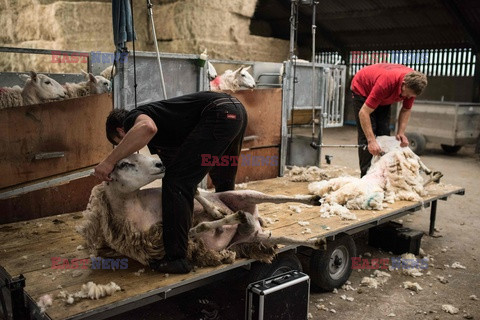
[423,171,443,186]
[417,159,432,175]
[194,192,234,219]
[189,211,248,238]
[254,233,327,250]
[260,194,322,206]
[220,190,321,207]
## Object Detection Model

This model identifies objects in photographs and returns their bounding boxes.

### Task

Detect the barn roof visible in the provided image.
[252,0,480,53]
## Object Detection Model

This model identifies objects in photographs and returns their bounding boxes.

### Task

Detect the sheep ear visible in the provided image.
[243,66,251,71]
[207,61,217,80]
[81,69,89,79]
[89,73,97,83]
[29,71,37,82]
[233,66,242,74]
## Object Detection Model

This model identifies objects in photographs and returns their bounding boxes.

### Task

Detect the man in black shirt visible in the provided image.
[94,91,248,273]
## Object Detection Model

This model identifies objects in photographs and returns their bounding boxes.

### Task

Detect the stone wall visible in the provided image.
[0,0,289,73]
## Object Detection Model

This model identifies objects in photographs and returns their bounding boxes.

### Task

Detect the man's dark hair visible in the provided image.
[106,109,128,145]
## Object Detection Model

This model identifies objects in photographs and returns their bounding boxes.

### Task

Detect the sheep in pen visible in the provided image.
[76,153,324,269]
[308,136,443,219]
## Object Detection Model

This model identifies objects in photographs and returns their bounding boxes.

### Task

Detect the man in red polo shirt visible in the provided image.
[351,63,428,176]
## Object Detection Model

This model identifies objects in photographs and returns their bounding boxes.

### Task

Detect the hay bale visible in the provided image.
[153,3,252,42]
[157,37,288,62]
[156,0,257,17]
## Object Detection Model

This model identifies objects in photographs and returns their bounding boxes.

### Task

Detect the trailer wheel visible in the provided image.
[406,133,426,155]
[309,234,356,291]
[441,144,462,154]
[246,252,302,284]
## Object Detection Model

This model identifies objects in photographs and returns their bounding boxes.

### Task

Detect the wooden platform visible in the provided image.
[0,178,464,320]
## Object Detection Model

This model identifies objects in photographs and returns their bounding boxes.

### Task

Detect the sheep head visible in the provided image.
[107,154,165,194]
[81,70,111,94]
[233,66,256,89]
[21,71,67,104]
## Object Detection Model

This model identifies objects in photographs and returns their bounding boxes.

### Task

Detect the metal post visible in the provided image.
[288,1,297,61]
[1,272,27,320]
[286,0,298,165]
[317,68,324,167]
[473,51,480,102]
[429,200,438,236]
[310,1,317,152]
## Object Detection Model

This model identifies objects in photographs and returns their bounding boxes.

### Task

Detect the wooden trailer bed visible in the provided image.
[0,177,464,320]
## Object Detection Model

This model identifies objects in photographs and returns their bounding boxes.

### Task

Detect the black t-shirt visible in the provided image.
[123,91,232,150]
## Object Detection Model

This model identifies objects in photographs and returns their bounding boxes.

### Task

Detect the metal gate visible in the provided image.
[280,61,346,171]
[282,61,346,128]
[100,51,209,110]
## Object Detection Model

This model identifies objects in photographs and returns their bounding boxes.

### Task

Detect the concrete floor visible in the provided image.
[109,125,480,320]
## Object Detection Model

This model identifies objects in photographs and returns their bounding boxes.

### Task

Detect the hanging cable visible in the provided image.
[310,1,318,148]
[130,0,138,109]
[289,1,299,139]
[147,0,168,100]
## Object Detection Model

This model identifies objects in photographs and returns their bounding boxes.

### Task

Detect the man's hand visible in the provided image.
[396,133,409,147]
[93,160,115,181]
[367,139,383,156]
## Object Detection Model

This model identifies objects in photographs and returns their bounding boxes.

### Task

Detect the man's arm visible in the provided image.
[358,104,383,156]
[94,114,157,181]
[396,107,411,147]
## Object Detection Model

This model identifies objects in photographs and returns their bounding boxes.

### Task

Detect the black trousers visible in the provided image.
[352,92,391,177]
[159,97,247,259]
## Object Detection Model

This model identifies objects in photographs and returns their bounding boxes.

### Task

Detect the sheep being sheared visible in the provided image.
[20,71,67,106]
[77,153,323,268]
[308,136,442,218]
[208,63,256,91]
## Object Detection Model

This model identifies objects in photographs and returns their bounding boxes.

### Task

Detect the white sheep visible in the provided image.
[20,71,67,106]
[77,153,323,268]
[0,85,23,109]
[308,136,442,218]
[63,71,111,99]
[208,63,256,91]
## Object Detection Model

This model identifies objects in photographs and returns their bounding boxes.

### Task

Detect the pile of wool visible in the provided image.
[390,253,425,277]
[403,281,423,293]
[285,165,353,182]
[37,294,53,314]
[58,281,121,304]
[360,270,391,289]
[442,304,459,314]
[309,136,433,218]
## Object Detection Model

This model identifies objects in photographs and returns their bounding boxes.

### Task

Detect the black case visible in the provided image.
[246,271,310,320]
[369,221,424,255]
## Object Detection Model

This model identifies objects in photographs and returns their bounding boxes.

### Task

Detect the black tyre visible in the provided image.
[406,132,426,155]
[441,144,462,154]
[309,234,356,291]
[246,252,302,284]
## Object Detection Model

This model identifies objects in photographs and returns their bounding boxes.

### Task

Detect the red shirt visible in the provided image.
[351,63,415,109]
